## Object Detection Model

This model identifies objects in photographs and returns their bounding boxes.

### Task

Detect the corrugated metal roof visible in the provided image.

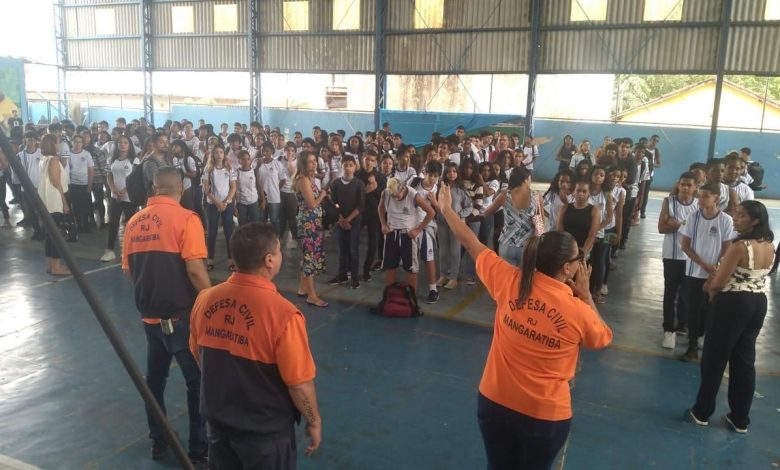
[543,0,722,25]
[65,39,142,69]
[726,25,780,74]
[152,1,248,34]
[730,0,768,21]
[155,36,248,69]
[386,0,529,31]
[261,35,374,72]
[539,27,719,73]
[386,31,528,73]
[260,0,376,33]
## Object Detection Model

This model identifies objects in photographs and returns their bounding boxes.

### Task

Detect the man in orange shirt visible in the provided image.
[432,182,612,470]
[123,167,212,463]
[190,223,321,469]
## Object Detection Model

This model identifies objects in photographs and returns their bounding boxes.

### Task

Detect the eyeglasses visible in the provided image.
[567,249,585,264]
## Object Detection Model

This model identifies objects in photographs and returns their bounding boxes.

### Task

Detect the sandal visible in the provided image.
[594,295,606,305]
[306,299,329,308]
[296,291,307,297]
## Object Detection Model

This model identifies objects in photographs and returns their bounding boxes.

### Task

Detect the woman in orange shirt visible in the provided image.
[432,178,613,470]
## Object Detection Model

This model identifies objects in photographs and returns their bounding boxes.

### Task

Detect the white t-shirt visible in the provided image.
[173,155,196,191]
[717,182,731,212]
[588,190,608,238]
[394,166,417,185]
[448,152,462,167]
[522,145,539,170]
[236,168,259,205]
[661,196,699,261]
[203,167,236,204]
[329,155,343,180]
[606,186,625,231]
[544,191,573,231]
[384,186,418,231]
[679,209,736,279]
[409,179,437,232]
[482,179,500,215]
[19,149,43,187]
[257,158,285,204]
[68,150,94,185]
[226,148,244,170]
[278,156,296,193]
[729,181,754,203]
[109,158,134,202]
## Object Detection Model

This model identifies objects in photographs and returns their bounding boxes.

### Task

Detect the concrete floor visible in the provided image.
[1,193,779,469]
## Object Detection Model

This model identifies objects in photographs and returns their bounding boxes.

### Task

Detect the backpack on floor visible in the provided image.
[126,160,149,207]
[377,282,422,318]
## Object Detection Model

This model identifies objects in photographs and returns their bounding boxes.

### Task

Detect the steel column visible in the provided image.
[707,0,733,160]
[54,0,68,119]
[141,0,154,125]
[525,0,542,137]
[374,0,386,131]
[249,0,262,124]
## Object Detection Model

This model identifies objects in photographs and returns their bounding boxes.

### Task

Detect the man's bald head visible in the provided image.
[153,166,183,200]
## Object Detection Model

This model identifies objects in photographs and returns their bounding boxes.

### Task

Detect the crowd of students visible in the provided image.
[0,117,772,327]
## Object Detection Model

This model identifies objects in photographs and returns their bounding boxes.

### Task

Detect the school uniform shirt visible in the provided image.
[236,168,259,205]
[476,249,612,421]
[521,145,539,170]
[226,148,244,170]
[203,167,237,204]
[182,135,200,155]
[588,190,608,238]
[329,155,343,180]
[606,186,625,231]
[19,149,43,187]
[729,181,754,203]
[257,158,285,204]
[273,148,285,160]
[109,158,134,202]
[448,152,462,167]
[68,150,94,185]
[568,153,593,170]
[661,196,699,261]
[409,179,437,232]
[481,179,500,215]
[679,209,736,279]
[278,156,296,194]
[384,186,419,231]
[717,182,731,212]
[173,156,196,191]
[619,156,640,198]
[544,191,573,232]
[639,156,651,185]
[394,166,417,185]
[189,273,316,434]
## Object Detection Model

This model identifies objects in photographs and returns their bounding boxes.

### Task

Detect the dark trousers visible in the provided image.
[69,184,93,229]
[362,214,379,273]
[107,199,137,250]
[91,182,106,224]
[589,239,609,294]
[493,210,504,251]
[0,173,9,219]
[191,185,205,228]
[771,242,780,274]
[237,202,260,226]
[336,216,362,279]
[143,320,207,456]
[619,197,636,248]
[207,202,235,260]
[280,191,298,240]
[10,182,22,203]
[692,292,767,428]
[640,177,652,216]
[21,188,42,234]
[376,213,386,264]
[181,187,195,211]
[44,212,64,258]
[478,393,570,470]
[662,259,688,332]
[686,276,709,347]
[208,424,296,470]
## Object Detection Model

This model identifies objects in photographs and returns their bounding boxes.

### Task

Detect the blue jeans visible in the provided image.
[143,320,207,455]
[237,202,260,226]
[478,393,571,470]
[259,202,281,235]
[336,216,361,279]
[499,242,524,267]
[207,202,235,260]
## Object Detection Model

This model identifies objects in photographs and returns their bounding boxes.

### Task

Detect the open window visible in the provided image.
[283,0,309,31]
[94,8,116,35]
[333,0,360,30]
[643,0,683,22]
[414,0,444,29]
[172,5,195,34]
[214,4,238,32]
[570,0,608,22]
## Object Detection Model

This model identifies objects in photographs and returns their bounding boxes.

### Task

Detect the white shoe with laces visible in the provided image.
[601,285,609,296]
[100,249,117,262]
[662,331,676,349]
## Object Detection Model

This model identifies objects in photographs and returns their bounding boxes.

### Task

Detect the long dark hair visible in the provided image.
[544,169,575,198]
[519,231,578,304]
[111,135,136,163]
[443,161,463,189]
[737,200,774,242]
[507,166,531,190]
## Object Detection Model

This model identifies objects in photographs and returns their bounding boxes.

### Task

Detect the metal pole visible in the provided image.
[0,129,195,470]
[141,0,155,126]
[525,0,542,137]
[249,0,262,124]
[54,0,69,119]
[707,0,733,160]
[374,0,386,131]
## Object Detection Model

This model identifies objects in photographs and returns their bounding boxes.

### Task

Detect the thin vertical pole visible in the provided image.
[374,0,386,131]
[525,0,542,137]
[707,0,733,160]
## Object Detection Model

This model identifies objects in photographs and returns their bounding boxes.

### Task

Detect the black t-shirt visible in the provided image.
[330,177,366,219]
[356,169,386,216]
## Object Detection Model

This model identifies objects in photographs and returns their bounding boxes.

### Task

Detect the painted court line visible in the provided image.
[32,263,121,290]
[0,454,41,470]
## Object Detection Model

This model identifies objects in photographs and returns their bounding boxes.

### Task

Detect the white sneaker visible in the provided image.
[662,331,676,349]
[698,336,705,349]
[100,249,116,262]
[600,285,609,296]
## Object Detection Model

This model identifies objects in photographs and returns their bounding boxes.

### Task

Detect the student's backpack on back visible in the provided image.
[746,161,764,191]
[126,159,149,207]
[190,155,204,187]
[377,282,422,318]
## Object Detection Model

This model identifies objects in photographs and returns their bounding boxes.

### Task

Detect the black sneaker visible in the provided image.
[425,290,439,303]
[151,440,169,460]
[678,347,699,362]
[328,275,348,285]
[725,413,748,433]
[16,219,29,227]
[350,280,360,289]
[371,260,383,272]
[640,213,647,219]
[188,451,209,464]
[676,326,688,336]
[361,272,372,282]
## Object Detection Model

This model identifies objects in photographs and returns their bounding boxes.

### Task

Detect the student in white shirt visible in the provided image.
[101,135,137,262]
[394,147,417,185]
[17,131,44,239]
[202,145,237,271]
[67,135,95,231]
[408,161,442,304]
[679,182,736,360]
[256,142,286,235]
[235,150,263,226]
[657,172,699,349]
[279,141,299,248]
[171,139,199,213]
[705,159,737,214]
[724,155,754,205]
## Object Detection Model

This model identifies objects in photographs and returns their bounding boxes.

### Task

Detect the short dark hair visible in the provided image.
[740,147,751,155]
[261,141,275,152]
[425,161,442,176]
[342,155,356,165]
[227,133,243,144]
[679,171,697,182]
[231,223,280,272]
[699,182,721,196]
[48,123,62,133]
[507,166,531,190]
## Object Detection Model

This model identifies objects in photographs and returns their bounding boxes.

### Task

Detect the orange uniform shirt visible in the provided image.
[190,273,316,433]
[476,250,612,421]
